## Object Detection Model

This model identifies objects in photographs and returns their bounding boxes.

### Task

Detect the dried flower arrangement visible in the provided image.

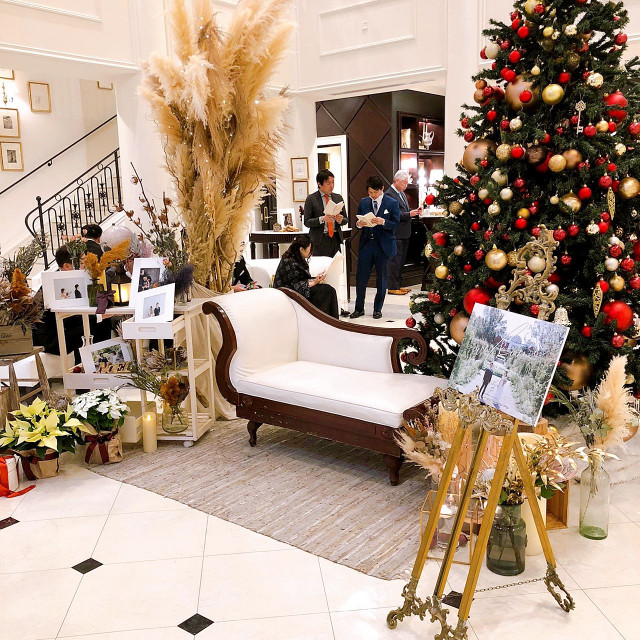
[1,239,44,280]
[84,240,131,281]
[0,268,43,331]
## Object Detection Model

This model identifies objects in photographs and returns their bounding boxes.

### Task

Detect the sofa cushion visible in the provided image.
[213,289,299,387]
[235,361,443,427]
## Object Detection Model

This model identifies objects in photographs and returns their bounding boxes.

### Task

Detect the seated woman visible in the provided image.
[232,242,261,292]
[273,234,339,318]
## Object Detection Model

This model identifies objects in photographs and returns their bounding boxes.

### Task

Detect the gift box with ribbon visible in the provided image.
[85,430,123,465]
[1,454,36,497]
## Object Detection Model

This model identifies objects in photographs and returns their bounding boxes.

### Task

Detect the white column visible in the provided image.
[444,0,481,176]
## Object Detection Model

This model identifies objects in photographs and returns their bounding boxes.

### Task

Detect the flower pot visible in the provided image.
[17,449,60,480]
[0,325,33,356]
[521,494,547,556]
[87,281,105,307]
[486,504,527,576]
[84,430,123,464]
[580,463,610,540]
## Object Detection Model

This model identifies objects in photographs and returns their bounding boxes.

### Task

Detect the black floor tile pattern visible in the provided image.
[0,517,18,529]
[72,558,103,574]
[178,613,214,635]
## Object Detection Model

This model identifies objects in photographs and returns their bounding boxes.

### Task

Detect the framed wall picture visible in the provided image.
[0,69,14,80]
[291,157,309,180]
[28,81,51,113]
[292,180,309,202]
[97,81,114,90]
[0,141,23,171]
[80,338,133,374]
[41,270,91,310]
[129,257,166,307]
[134,283,175,323]
[0,108,20,138]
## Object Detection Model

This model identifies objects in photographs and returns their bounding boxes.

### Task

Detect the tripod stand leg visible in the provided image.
[512,434,575,612]
[387,422,468,629]
[434,428,489,599]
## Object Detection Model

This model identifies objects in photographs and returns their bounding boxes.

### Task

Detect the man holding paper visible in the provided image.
[303,169,347,258]
[351,176,400,320]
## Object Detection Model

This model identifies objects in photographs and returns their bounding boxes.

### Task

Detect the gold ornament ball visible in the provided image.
[475,79,487,90]
[505,76,540,112]
[500,188,514,201]
[449,201,463,215]
[527,255,546,273]
[618,177,640,199]
[525,144,548,166]
[560,353,594,391]
[517,207,531,219]
[496,144,512,161]
[562,149,582,169]
[542,83,565,105]
[531,65,541,76]
[524,0,540,14]
[435,264,449,279]
[549,154,567,172]
[508,251,518,266]
[450,312,470,345]
[473,89,486,104]
[454,244,464,256]
[610,274,626,292]
[550,195,560,205]
[462,139,497,174]
[485,246,508,271]
[566,52,581,68]
[543,26,554,38]
[488,203,501,216]
[587,72,604,89]
[478,188,490,200]
[615,143,627,156]
[596,119,610,133]
[492,170,508,186]
[561,192,581,213]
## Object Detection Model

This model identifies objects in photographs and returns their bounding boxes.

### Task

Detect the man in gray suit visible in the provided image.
[303,169,347,257]
[385,170,421,294]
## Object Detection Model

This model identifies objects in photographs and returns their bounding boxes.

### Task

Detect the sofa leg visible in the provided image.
[383,454,403,486]
[247,421,262,447]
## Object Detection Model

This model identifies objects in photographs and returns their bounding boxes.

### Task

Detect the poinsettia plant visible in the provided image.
[72,389,129,433]
[0,398,93,458]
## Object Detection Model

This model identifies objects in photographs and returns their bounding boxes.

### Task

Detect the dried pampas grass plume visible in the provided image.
[596,355,634,449]
[141,0,292,291]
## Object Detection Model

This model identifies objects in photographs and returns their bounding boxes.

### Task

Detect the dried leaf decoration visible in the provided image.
[141,0,293,291]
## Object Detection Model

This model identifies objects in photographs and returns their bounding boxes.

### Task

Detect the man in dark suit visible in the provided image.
[385,170,422,295]
[351,176,400,320]
[81,224,104,259]
[303,169,347,258]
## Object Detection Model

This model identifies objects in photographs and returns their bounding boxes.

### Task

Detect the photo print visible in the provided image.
[80,338,133,374]
[130,257,166,307]
[42,270,90,310]
[449,305,569,427]
[134,283,175,324]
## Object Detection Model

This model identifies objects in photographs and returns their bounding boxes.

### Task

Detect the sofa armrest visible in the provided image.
[280,288,427,373]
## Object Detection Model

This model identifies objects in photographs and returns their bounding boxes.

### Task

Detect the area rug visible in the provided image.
[93,419,432,580]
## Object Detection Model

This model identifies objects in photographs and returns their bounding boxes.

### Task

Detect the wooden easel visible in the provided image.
[0,347,51,412]
[386,388,574,640]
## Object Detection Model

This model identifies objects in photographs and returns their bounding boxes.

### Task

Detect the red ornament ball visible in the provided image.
[471,222,480,232]
[501,40,511,50]
[549,272,561,284]
[633,242,640,260]
[621,257,635,271]
[517,25,529,38]
[463,287,491,315]
[568,224,580,237]
[509,50,522,63]
[611,334,626,349]
[608,162,617,172]
[534,3,545,13]
[599,279,610,293]
[615,33,628,45]
[531,226,541,237]
[480,47,487,59]
[539,133,551,144]
[559,71,571,84]
[487,109,498,122]
[601,212,611,222]
[570,115,579,125]
[511,146,525,159]
[461,117,470,128]
[609,244,622,258]
[514,218,528,230]
[483,230,493,241]
[553,228,567,241]
[599,175,613,188]
[463,264,472,273]
[425,194,436,206]
[584,124,597,138]
[513,177,525,189]
[480,159,489,168]
[503,69,517,83]
[464,131,475,142]
[578,186,592,200]
[469,193,478,202]
[609,121,617,133]
[595,157,607,166]
[556,127,564,136]
[603,300,634,331]
[629,121,640,136]
[561,254,572,266]
[474,249,485,261]
[432,292,441,303]
[599,221,610,234]
[604,91,628,122]
[530,304,540,316]
[630,276,640,289]
[520,90,533,103]
[582,325,592,338]
[432,232,447,247]
[483,86,494,98]
[500,119,511,131]
[406,317,416,329]
[470,175,480,185]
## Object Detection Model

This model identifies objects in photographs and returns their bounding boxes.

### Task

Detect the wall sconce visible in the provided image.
[1,82,14,105]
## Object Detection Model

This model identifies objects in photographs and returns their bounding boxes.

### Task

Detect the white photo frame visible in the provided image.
[42,270,91,310]
[290,157,309,180]
[0,108,20,138]
[129,257,166,307]
[80,338,133,375]
[292,180,309,202]
[134,283,175,323]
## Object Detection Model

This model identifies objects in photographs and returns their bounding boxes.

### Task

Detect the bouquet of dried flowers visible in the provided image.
[84,240,131,282]
[1,239,45,280]
[0,268,43,331]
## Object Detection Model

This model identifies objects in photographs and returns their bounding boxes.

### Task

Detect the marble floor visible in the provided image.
[2,456,640,640]
[343,283,420,328]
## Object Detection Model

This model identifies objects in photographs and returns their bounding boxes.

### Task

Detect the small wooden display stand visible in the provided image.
[54,299,216,447]
[0,347,51,411]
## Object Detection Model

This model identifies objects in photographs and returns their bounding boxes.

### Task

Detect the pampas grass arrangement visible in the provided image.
[141,0,292,291]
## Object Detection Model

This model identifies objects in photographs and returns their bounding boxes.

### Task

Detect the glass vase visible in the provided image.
[161,403,189,434]
[579,462,610,540]
[486,503,527,576]
[87,280,104,307]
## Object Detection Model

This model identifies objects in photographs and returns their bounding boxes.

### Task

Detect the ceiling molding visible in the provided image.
[0,0,101,22]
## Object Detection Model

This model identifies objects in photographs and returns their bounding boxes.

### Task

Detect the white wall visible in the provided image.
[0,70,118,253]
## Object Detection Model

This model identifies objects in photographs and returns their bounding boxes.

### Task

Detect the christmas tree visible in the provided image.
[409,0,640,397]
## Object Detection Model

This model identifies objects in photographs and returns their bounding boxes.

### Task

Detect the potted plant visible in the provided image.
[0,268,43,356]
[0,398,91,479]
[72,389,129,464]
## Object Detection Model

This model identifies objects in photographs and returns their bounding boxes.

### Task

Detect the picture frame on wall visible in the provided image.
[292,180,309,202]
[97,81,114,90]
[0,69,14,80]
[0,141,23,171]
[0,108,20,138]
[290,157,309,180]
[28,81,51,113]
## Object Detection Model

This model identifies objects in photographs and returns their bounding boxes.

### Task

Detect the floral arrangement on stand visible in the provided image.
[83,240,131,307]
[0,398,91,479]
[550,355,638,539]
[72,389,129,465]
[0,268,43,352]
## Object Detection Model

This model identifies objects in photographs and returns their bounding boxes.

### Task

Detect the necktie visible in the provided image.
[373,200,379,214]
[324,194,334,238]
[401,191,408,209]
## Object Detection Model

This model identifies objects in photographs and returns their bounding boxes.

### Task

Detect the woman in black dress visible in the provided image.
[273,235,339,318]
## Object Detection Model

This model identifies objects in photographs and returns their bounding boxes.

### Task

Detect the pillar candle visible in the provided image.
[142,412,157,453]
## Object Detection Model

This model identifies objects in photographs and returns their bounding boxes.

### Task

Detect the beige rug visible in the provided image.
[94,419,432,580]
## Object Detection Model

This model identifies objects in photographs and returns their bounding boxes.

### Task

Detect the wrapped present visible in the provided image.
[17,449,60,480]
[85,430,123,465]
[1,454,36,497]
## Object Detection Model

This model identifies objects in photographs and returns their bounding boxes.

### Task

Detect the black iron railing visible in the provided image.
[25,149,122,268]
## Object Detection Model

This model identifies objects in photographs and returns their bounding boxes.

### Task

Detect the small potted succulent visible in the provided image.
[72,389,129,464]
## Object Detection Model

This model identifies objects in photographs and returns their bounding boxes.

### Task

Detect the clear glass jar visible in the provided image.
[579,462,610,540]
[486,503,527,576]
[161,402,188,434]
[436,480,460,550]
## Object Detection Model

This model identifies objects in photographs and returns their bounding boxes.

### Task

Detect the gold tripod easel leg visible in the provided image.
[512,435,575,612]
[387,421,468,629]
